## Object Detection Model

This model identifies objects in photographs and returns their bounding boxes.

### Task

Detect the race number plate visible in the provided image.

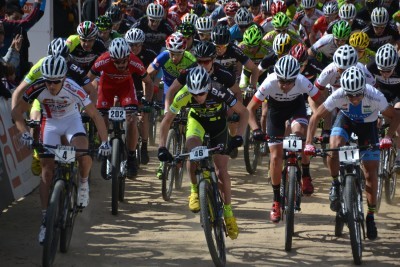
[54,145,76,163]
[190,146,209,161]
[339,148,360,163]
[283,136,302,151]
[108,107,126,121]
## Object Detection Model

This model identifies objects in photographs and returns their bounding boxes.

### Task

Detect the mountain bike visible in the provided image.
[161,108,188,201]
[148,101,164,146]
[34,143,94,267]
[172,143,227,267]
[314,143,379,265]
[377,119,397,212]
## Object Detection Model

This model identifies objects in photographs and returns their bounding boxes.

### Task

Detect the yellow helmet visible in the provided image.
[204,0,217,3]
[349,32,369,49]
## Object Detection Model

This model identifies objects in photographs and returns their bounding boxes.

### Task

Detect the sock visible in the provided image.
[190,183,198,193]
[272,184,280,202]
[367,205,376,217]
[80,177,88,185]
[224,204,233,218]
[332,176,339,185]
[302,164,310,177]
[128,151,136,158]
[141,141,147,150]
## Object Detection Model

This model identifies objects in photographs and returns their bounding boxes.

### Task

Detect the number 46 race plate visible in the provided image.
[190,146,209,160]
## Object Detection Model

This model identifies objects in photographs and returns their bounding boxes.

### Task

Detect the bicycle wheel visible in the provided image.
[243,126,261,174]
[60,176,78,253]
[385,147,397,204]
[175,134,186,190]
[343,174,362,265]
[148,109,158,146]
[119,148,127,202]
[42,180,65,267]
[199,178,226,267]
[111,138,121,215]
[334,212,344,237]
[162,129,176,201]
[285,166,296,252]
[376,149,386,212]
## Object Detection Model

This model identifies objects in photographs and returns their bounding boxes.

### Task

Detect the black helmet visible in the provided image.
[105,5,122,23]
[211,24,231,45]
[192,3,206,17]
[194,41,217,58]
[249,0,262,7]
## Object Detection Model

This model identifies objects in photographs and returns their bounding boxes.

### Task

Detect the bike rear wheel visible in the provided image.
[148,109,158,146]
[243,126,260,174]
[344,174,362,265]
[111,138,121,215]
[60,178,77,253]
[199,178,226,267]
[42,180,65,267]
[385,147,397,204]
[175,134,186,190]
[285,166,296,252]
[162,129,176,201]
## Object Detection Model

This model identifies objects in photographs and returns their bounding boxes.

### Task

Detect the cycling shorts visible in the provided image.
[96,81,138,109]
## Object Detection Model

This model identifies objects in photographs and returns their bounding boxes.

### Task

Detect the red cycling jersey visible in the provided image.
[91,52,147,109]
[312,16,329,36]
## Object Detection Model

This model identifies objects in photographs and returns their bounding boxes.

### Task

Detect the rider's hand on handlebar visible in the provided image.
[141,97,153,113]
[304,144,316,156]
[158,146,173,162]
[20,132,33,147]
[379,137,392,149]
[252,129,265,141]
[98,141,112,156]
[228,135,243,150]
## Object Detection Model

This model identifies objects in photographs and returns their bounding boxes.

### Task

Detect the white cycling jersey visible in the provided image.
[293,9,324,36]
[316,62,376,90]
[310,34,337,59]
[324,84,389,123]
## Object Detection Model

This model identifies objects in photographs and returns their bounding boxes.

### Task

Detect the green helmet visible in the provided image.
[332,20,351,39]
[243,25,263,46]
[177,22,196,38]
[96,15,113,31]
[272,12,290,29]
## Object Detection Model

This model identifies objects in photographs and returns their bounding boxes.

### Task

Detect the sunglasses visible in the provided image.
[198,32,211,37]
[379,68,394,73]
[113,58,128,65]
[277,78,295,84]
[275,28,287,33]
[197,58,213,64]
[345,93,363,98]
[80,38,96,43]
[192,92,207,97]
[129,43,142,47]
[169,51,184,57]
[44,79,63,84]
[149,18,162,23]
[215,44,228,49]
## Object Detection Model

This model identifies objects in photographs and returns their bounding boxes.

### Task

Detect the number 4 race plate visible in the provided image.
[54,145,76,163]
[190,146,209,161]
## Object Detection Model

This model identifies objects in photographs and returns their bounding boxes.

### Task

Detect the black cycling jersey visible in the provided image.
[362,23,400,52]
[133,48,158,93]
[214,43,249,77]
[367,61,400,103]
[119,11,144,34]
[356,8,372,23]
[131,16,174,53]
[302,58,324,84]
[67,62,91,87]
[326,18,367,34]
[68,37,107,73]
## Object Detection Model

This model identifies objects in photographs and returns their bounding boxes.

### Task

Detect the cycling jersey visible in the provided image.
[315,62,376,90]
[358,48,375,66]
[301,58,324,84]
[215,43,250,77]
[324,84,389,123]
[293,9,324,38]
[23,78,91,119]
[367,61,400,103]
[131,16,174,53]
[310,34,337,61]
[133,48,158,92]
[102,31,123,48]
[311,16,331,38]
[237,43,271,68]
[362,23,400,52]
[210,6,226,23]
[260,17,297,34]
[151,50,196,90]
[169,4,192,20]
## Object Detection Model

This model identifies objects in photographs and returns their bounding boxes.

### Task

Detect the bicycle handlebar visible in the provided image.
[173,144,226,162]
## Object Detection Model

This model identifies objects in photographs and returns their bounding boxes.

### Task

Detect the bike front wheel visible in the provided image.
[42,180,65,267]
[243,126,261,174]
[162,129,177,201]
[199,179,226,267]
[60,178,78,253]
[284,166,297,251]
[386,147,397,204]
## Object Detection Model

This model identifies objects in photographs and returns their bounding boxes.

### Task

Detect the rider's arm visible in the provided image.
[84,103,109,143]
[159,111,176,147]
[142,74,154,102]
[11,97,31,134]
[244,59,259,89]
[86,70,98,82]
[11,80,29,109]
[381,106,400,138]
[306,104,330,145]
[246,96,262,131]
[165,78,184,111]
[82,82,97,104]
[231,100,249,137]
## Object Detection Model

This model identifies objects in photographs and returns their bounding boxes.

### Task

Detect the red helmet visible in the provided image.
[166,32,187,52]
[155,0,170,9]
[224,2,240,17]
[289,43,308,63]
[271,0,287,16]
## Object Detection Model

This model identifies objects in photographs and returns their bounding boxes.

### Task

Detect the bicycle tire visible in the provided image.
[42,180,65,267]
[285,166,296,252]
[343,174,362,265]
[111,138,121,215]
[199,178,226,267]
[136,139,141,167]
[162,129,176,201]
[385,147,397,204]
[175,134,185,190]
[243,126,260,174]
[119,174,126,202]
[376,149,387,212]
[60,177,78,253]
[119,146,127,202]
[149,110,157,146]
[334,212,344,237]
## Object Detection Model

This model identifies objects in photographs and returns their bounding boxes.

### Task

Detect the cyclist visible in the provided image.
[304,66,400,240]
[247,55,324,222]
[88,38,154,178]
[309,1,339,45]
[367,44,400,170]
[362,7,400,52]
[262,12,302,46]
[204,0,218,16]
[253,0,271,25]
[105,5,124,33]
[356,0,379,24]
[325,3,367,35]
[119,0,145,32]
[11,55,111,244]
[158,66,249,240]
[349,31,375,66]
[248,0,262,18]
[230,7,254,43]
[195,16,213,41]
[132,3,174,54]
[125,28,158,165]
[96,15,122,48]
[169,0,192,20]
[289,42,324,83]
[177,22,198,52]
[308,20,352,67]
[155,0,182,30]
[260,1,293,33]
[216,1,240,28]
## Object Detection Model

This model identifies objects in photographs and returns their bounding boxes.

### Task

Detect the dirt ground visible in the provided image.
[0,145,400,267]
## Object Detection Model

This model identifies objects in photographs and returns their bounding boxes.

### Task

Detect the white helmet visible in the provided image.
[146,3,165,20]
[376,43,399,70]
[234,7,252,26]
[301,0,316,9]
[274,55,300,80]
[182,13,198,25]
[186,66,210,95]
[125,28,145,44]
[323,1,338,16]
[371,7,389,26]
[272,33,291,56]
[195,17,213,33]
[47,38,69,58]
[41,55,68,80]
[333,44,358,69]
[340,66,365,95]
[109,38,130,58]
[339,3,356,20]
[166,32,187,52]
